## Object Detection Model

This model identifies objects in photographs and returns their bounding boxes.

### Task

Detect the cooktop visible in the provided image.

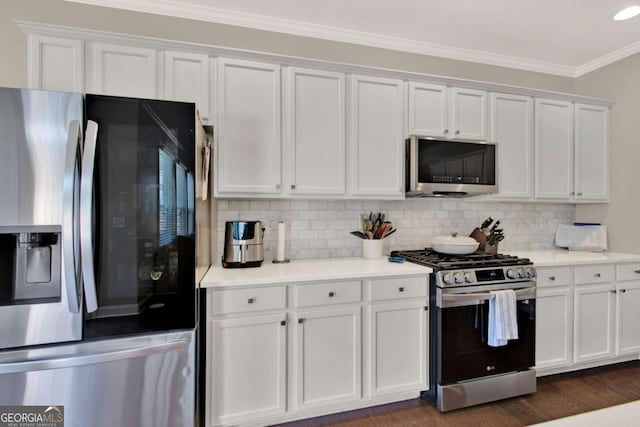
[389,248,532,270]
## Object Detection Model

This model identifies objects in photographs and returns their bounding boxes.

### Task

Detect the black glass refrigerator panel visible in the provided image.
[437,300,535,384]
[84,95,196,339]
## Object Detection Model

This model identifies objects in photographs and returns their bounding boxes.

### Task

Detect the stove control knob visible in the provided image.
[517,268,526,278]
[443,273,454,285]
[454,272,465,284]
[464,272,473,283]
[526,267,536,278]
[506,269,517,279]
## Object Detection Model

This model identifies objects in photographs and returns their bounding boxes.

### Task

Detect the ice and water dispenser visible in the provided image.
[0,226,61,305]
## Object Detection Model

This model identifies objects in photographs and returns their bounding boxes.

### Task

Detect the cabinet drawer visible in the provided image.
[574,265,615,285]
[536,268,572,287]
[294,280,361,307]
[616,263,640,282]
[369,276,427,301]
[210,286,287,315]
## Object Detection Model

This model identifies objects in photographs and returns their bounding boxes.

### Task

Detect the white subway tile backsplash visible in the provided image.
[215,199,575,263]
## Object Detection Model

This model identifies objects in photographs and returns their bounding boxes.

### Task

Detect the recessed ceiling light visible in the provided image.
[614,5,640,21]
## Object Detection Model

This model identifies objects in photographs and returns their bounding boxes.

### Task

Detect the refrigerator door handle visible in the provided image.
[63,120,81,314]
[0,339,188,375]
[81,120,99,313]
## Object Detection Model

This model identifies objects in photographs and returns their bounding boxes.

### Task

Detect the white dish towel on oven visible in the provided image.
[488,289,519,347]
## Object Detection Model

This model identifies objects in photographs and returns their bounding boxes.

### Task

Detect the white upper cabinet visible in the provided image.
[490,93,534,199]
[28,35,83,92]
[534,98,574,199]
[284,67,346,196]
[408,82,448,137]
[574,103,609,202]
[450,87,488,140]
[163,51,211,123]
[215,58,282,195]
[408,83,487,140]
[349,75,405,198]
[87,42,158,98]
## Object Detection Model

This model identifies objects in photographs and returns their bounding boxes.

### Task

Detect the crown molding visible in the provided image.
[575,39,640,77]
[64,0,579,77]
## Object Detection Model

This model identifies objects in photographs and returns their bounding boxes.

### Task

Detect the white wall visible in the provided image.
[574,53,640,254]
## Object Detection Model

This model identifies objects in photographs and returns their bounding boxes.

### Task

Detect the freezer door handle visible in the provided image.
[63,120,81,314]
[0,339,188,375]
[80,120,99,313]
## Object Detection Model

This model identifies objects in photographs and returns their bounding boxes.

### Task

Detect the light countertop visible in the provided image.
[510,249,640,267]
[201,258,432,289]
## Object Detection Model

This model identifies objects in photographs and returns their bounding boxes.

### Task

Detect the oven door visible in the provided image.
[435,282,535,384]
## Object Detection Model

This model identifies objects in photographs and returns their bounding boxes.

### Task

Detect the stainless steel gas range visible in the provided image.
[390,249,537,412]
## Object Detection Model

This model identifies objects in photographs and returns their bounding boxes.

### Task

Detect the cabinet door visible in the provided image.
[450,87,487,140]
[574,104,609,202]
[408,82,448,137]
[490,93,534,199]
[216,58,282,195]
[534,98,574,199]
[284,67,345,196]
[208,314,287,426]
[616,282,640,355]
[294,307,361,410]
[574,284,615,363]
[368,300,427,397]
[163,51,211,123]
[349,75,404,198]
[535,287,572,369]
[28,35,83,92]
[88,42,157,98]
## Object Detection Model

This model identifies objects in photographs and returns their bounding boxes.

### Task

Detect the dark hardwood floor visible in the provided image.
[276,361,640,426]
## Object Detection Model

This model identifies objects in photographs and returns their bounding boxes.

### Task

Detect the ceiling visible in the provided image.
[66,0,640,77]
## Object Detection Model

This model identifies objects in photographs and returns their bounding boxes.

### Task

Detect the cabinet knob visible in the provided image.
[549,276,556,281]
[424,306,429,311]
[578,192,583,196]
[621,289,627,293]
[291,184,296,190]
[328,291,335,297]
[444,129,449,134]
[399,287,405,293]
[298,318,304,324]
[280,320,287,326]
[248,298,256,304]
[455,130,460,135]
[595,273,601,278]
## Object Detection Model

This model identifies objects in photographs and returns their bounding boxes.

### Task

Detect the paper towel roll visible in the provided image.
[276,222,286,261]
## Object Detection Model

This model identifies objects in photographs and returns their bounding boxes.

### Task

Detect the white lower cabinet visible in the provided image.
[535,286,572,369]
[368,300,428,396]
[208,314,288,426]
[206,274,428,426]
[294,307,361,409]
[535,263,640,377]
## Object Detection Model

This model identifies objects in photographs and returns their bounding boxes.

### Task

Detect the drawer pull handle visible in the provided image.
[621,289,627,293]
[634,270,640,274]
[298,319,304,324]
[280,320,287,326]
[328,291,335,297]
[549,276,556,281]
[248,298,256,304]
[399,287,405,292]
[611,290,617,294]
[595,273,601,278]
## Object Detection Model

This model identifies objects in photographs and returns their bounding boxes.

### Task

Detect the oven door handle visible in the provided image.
[439,287,536,308]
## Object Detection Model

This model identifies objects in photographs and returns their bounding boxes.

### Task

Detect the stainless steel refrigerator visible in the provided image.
[0,87,209,427]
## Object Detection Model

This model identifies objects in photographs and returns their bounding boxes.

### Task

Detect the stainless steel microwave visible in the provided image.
[405,136,497,197]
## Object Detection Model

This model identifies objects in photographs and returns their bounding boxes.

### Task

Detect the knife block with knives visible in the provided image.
[470,217,504,254]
